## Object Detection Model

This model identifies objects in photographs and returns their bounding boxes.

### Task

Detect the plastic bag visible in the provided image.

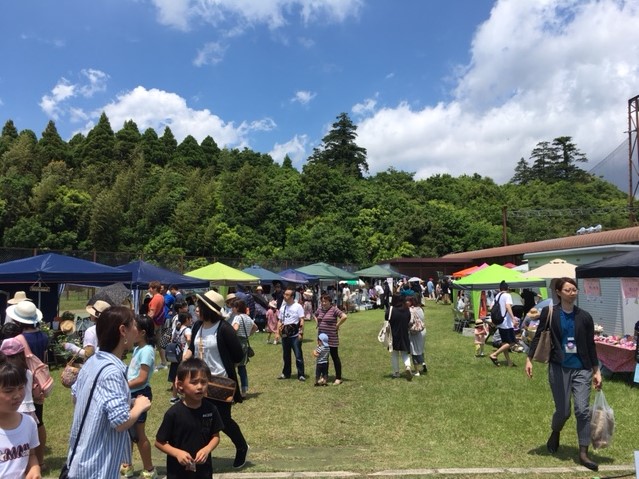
[590,390,614,449]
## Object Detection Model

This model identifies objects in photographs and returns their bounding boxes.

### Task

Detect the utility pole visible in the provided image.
[628,95,639,224]
[502,206,508,246]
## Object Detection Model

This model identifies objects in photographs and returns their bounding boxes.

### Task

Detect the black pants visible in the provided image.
[329,346,342,380]
[206,399,247,451]
[315,362,328,381]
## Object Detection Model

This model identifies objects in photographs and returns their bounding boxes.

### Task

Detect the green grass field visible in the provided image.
[43,301,636,478]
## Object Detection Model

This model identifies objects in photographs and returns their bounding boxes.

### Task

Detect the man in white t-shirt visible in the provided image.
[489,281,517,367]
[277,288,306,381]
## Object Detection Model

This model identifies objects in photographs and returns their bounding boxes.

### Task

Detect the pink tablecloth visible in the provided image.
[596,342,636,373]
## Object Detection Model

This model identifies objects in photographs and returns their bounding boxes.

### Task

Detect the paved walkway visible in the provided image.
[211,464,633,477]
[43,463,636,478]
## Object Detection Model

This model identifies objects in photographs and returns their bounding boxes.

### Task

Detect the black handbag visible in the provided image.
[60,365,108,478]
[241,317,255,359]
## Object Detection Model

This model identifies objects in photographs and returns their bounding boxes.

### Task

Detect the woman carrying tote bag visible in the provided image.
[525,277,601,472]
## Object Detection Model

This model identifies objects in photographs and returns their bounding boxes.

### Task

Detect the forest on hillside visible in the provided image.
[0,112,631,270]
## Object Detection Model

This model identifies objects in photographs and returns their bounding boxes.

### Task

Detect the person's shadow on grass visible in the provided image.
[526,444,613,466]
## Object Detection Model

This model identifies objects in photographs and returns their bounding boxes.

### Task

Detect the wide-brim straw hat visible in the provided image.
[86,300,111,318]
[197,290,225,314]
[60,319,76,334]
[7,291,32,305]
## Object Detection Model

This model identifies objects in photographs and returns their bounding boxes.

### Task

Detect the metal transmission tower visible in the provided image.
[629,95,639,223]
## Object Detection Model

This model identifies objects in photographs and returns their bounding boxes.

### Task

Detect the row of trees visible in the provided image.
[0,113,630,267]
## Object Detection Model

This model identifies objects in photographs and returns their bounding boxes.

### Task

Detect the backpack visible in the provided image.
[15,335,54,402]
[165,328,185,363]
[490,293,505,326]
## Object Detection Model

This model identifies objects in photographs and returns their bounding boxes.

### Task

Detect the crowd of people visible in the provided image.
[0,274,605,477]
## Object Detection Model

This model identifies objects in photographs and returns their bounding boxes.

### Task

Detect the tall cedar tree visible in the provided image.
[307,112,368,178]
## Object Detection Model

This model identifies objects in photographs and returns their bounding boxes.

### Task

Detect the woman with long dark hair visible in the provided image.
[386,294,412,381]
[65,306,151,478]
[183,290,249,469]
[525,277,602,471]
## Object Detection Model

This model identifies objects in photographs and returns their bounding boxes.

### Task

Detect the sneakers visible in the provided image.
[141,468,158,479]
[333,379,343,385]
[413,371,420,377]
[277,374,289,380]
[233,445,249,468]
[170,397,180,404]
[155,363,167,371]
[391,372,400,378]
[403,368,413,381]
[298,375,306,382]
[120,464,134,478]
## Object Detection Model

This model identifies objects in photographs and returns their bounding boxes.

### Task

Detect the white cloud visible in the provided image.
[193,42,227,66]
[291,90,316,105]
[79,69,109,97]
[39,70,109,120]
[269,134,308,166]
[39,79,76,119]
[150,0,362,31]
[357,0,639,184]
[352,95,378,117]
[79,86,272,148]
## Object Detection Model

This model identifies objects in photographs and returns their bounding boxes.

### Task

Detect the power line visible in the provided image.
[508,206,637,218]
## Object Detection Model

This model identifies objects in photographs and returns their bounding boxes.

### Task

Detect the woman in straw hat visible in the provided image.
[183,290,249,469]
[64,300,111,360]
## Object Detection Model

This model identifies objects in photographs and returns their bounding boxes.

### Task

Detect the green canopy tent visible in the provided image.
[453,263,547,320]
[296,262,357,280]
[185,262,259,287]
[354,264,402,279]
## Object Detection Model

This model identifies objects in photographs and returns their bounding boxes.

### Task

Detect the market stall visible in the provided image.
[452,264,547,326]
[575,250,639,336]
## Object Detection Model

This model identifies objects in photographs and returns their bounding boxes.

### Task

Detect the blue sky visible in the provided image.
[1,0,638,183]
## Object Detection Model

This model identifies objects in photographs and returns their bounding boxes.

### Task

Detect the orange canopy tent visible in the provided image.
[452,263,488,279]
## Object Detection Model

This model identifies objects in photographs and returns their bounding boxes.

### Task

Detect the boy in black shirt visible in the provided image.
[156,358,224,478]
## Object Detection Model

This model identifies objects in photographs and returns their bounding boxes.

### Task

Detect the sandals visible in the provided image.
[489,355,500,367]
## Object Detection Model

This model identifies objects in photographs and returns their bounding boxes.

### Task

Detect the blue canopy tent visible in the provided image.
[118,260,210,290]
[117,260,210,313]
[241,264,287,284]
[0,253,132,323]
[278,269,318,284]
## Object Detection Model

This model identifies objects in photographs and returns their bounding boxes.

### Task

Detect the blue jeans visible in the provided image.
[281,335,305,378]
[237,365,248,392]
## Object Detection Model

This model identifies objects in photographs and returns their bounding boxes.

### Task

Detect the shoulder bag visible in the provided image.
[532,305,554,363]
[241,317,255,359]
[378,306,393,351]
[59,364,108,479]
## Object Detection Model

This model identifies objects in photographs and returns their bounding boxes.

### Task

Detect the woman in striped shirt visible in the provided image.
[313,294,348,385]
[65,307,152,478]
